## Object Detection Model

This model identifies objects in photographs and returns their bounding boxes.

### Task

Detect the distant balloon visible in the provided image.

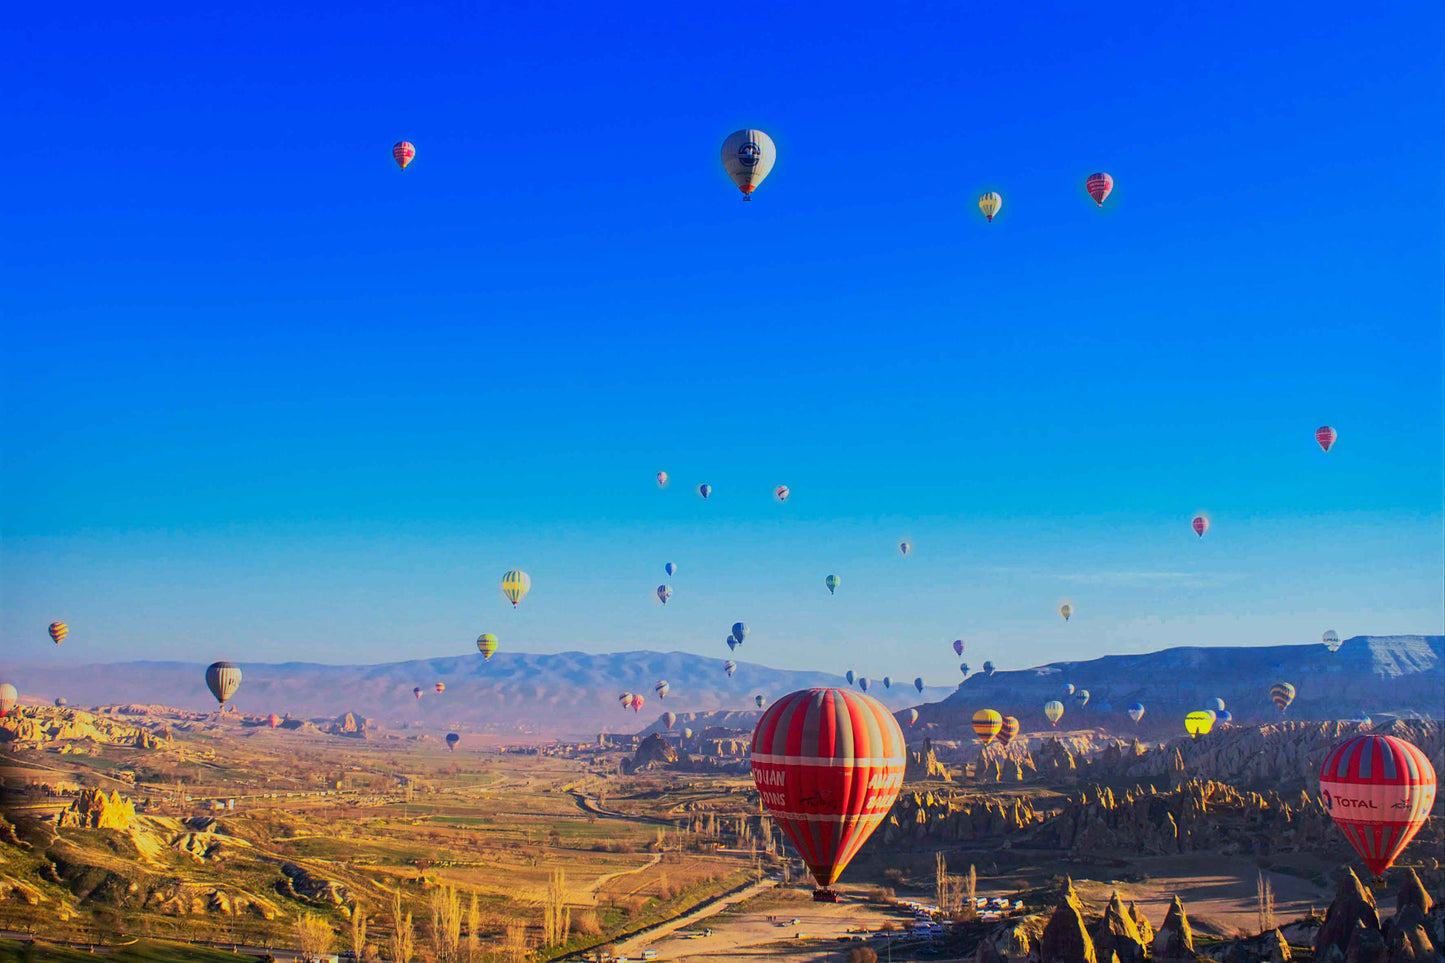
[727,637,739,652]
[899,541,912,556]
[953,639,965,657]
[1350,711,1372,726]
[1320,734,1437,877]
[913,677,924,694]
[630,693,645,713]
[775,485,790,502]
[721,129,777,200]
[683,727,693,739]
[882,676,892,689]
[1184,710,1214,739]
[723,660,737,677]
[1216,709,1233,726]
[1192,516,1209,537]
[501,570,531,607]
[434,683,445,694]
[731,622,748,643]
[1208,697,1226,712]
[656,471,669,488]
[1316,426,1337,453]
[1322,630,1341,653]
[698,483,712,499]
[1127,702,1145,723]
[972,709,1003,744]
[997,716,1021,745]
[205,662,242,707]
[858,678,870,692]
[656,584,673,605]
[54,697,67,708]
[266,713,281,729]
[906,708,919,727]
[0,684,17,718]
[477,634,499,660]
[1063,683,1075,696]
[414,687,424,701]
[845,670,855,685]
[1085,172,1114,207]
[982,661,996,677]
[619,692,633,709]
[1060,604,1073,621]
[654,680,670,699]
[1270,682,1296,712]
[825,574,840,595]
[661,711,677,730]
[665,562,677,577]
[1044,701,1065,726]
[1073,689,1090,709]
[49,622,68,645]
[754,694,765,708]
[959,663,970,677]
[392,141,416,170]
[446,733,460,751]
[978,192,1002,222]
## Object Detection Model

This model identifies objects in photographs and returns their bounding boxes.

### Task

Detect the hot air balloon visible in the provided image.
[1351,711,1372,726]
[913,677,924,694]
[414,687,424,701]
[1044,701,1065,726]
[754,694,765,708]
[698,483,712,499]
[619,692,633,709]
[1270,682,1296,712]
[434,683,445,694]
[446,733,460,751]
[1316,426,1337,452]
[751,688,905,901]
[882,677,892,689]
[1208,697,1226,712]
[54,697,67,708]
[998,716,1020,745]
[1127,702,1145,723]
[1086,172,1113,207]
[656,585,673,605]
[731,623,748,643]
[630,694,645,713]
[1184,710,1214,739]
[721,129,776,200]
[1192,516,1209,537]
[972,709,1003,744]
[501,570,531,607]
[392,141,416,170]
[979,192,1002,222]
[654,680,670,699]
[960,663,970,677]
[724,660,737,677]
[1073,689,1090,709]
[0,684,17,718]
[858,678,870,692]
[661,711,677,730]
[953,639,965,657]
[656,471,669,487]
[665,562,677,577]
[48,622,68,645]
[1063,683,1075,696]
[899,541,912,556]
[1320,734,1438,878]
[906,708,919,727]
[1060,603,1073,621]
[775,485,790,502]
[205,662,242,707]
[477,634,499,660]
[1323,630,1341,652]
[727,637,739,652]
[683,727,693,739]
[982,661,996,677]
[845,670,855,685]
[825,574,840,595]
[1216,709,1233,726]
[266,713,281,729]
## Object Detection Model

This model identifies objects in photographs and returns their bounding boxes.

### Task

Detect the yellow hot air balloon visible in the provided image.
[49,622,68,645]
[1184,710,1215,739]
[1043,700,1065,726]
[971,709,1003,744]
[978,192,1002,222]
[501,570,531,607]
[477,634,499,660]
[1059,603,1073,621]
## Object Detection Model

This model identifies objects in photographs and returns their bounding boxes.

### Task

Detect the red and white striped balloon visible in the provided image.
[751,689,906,891]
[392,141,416,170]
[1192,515,1209,537]
[1086,172,1114,207]
[1316,425,1337,452]
[1319,734,1437,877]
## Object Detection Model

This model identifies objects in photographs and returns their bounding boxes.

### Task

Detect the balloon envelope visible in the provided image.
[1185,710,1214,738]
[665,562,677,577]
[1192,516,1209,537]
[661,711,676,729]
[445,733,460,750]
[656,471,668,487]
[654,680,670,699]
[754,694,765,708]
[913,677,924,693]
[1073,690,1090,708]
[1316,426,1337,452]
[413,687,423,700]
[825,574,839,595]
[899,541,911,556]
[630,694,645,712]
[1044,701,1065,726]
[1208,697,1226,712]
[501,570,531,607]
[732,622,748,643]
[972,709,1003,744]
[998,716,1020,745]
[477,634,499,660]
[1127,702,1145,723]
[266,713,281,729]
[0,683,17,718]
[1270,682,1296,712]
[434,683,445,694]
[775,485,790,502]
[1320,734,1437,876]
[721,129,777,198]
[723,660,736,677]
[1060,604,1073,621]
[979,192,1002,221]
[1086,172,1113,206]
[392,141,416,169]
[49,622,68,645]
[906,708,919,726]
[205,662,242,706]
[858,678,869,692]
[845,670,854,685]
[657,585,672,605]
[882,677,891,689]
[953,639,964,656]
[1063,684,1075,696]
[698,484,712,499]
[751,689,905,889]
[1323,630,1341,652]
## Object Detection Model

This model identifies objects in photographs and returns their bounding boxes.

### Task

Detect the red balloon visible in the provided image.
[1320,735,1437,877]
[630,693,644,713]
[266,713,281,729]
[751,689,906,896]
[1086,172,1114,207]
[392,141,415,170]
[1316,425,1337,452]
[1192,516,1209,537]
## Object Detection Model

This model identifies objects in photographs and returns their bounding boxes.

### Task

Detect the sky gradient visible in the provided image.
[4,1,1442,679]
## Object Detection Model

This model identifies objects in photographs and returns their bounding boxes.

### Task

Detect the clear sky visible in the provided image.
[3,1,1442,680]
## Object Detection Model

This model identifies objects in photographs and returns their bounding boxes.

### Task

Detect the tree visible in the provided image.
[465,892,480,962]
[1256,871,1275,933]
[846,948,878,963]
[429,883,462,962]
[294,913,335,961]
[390,889,416,963]
[541,868,571,948]
[349,903,368,961]
[504,921,530,963]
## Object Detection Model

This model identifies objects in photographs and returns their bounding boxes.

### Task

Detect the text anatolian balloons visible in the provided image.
[721,129,776,200]
[1320,735,1437,877]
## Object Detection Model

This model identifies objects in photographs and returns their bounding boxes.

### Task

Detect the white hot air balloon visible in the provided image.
[720,129,776,201]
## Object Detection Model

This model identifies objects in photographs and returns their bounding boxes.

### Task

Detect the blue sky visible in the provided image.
[3,1,1441,679]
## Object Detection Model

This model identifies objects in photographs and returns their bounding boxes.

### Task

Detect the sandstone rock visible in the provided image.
[1040,880,1096,963]
[55,788,135,830]
[1212,928,1292,962]
[1316,867,1381,963]
[1129,901,1154,947]
[1395,868,1433,917]
[1343,923,1387,963]
[1092,892,1146,963]
[1154,896,1195,960]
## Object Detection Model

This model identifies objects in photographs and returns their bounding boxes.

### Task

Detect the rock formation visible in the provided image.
[1092,892,1146,963]
[55,788,135,830]
[1039,879,1097,963]
[1153,896,1195,961]
[906,737,954,782]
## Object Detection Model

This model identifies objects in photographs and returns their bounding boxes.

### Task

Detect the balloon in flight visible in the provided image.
[654,680,670,699]
[656,471,669,487]
[1208,697,1226,712]
[1216,709,1233,725]
[1060,604,1073,621]
[913,677,924,694]
[392,141,416,170]
[698,484,712,499]
[731,622,748,643]
[1319,734,1437,877]
[959,663,970,677]
[630,694,645,712]
[723,660,737,677]
[721,129,776,200]
[49,622,68,645]
[906,708,919,727]
[1044,701,1065,726]
[1316,426,1337,452]
[0,684,17,718]
[266,714,281,729]
[1073,689,1090,709]
[414,687,424,701]
[899,541,912,556]
[972,709,1003,744]
[1192,516,1209,537]
[882,676,891,689]
[1063,683,1075,696]
[661,711,677,730]
[982,661,996,677]
[750,688,905,895]
[1184,710,1214,739]
[1085,172,1114,207]
[858,677,870,692]
[205,662,242,707]
[727,637,739,652]
[54,698,67,707]
[434,683,445,694]
[1270,682,1296,712]
[477,634,499,660]
[1127,702,1145,723]
[683,727,693,739]
[997,716,1020,745]
[501,570,531,607]
[775,485,790,502]
[656,584,672,605]
[825,574,840,595]
[754,694,765,708]
[664,562,677,577]
[1322,630,1341,652]
[446,733,460,751]
[978,192,1002,222]
[845,670,855,685]
[618,692,633,709]
[953,639,965,657]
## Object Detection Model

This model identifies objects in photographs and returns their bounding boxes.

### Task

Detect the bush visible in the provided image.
[574,910,602,936]
[846,949,878,963]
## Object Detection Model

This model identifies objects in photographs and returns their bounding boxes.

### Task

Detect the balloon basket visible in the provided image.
[812,888,839,903]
